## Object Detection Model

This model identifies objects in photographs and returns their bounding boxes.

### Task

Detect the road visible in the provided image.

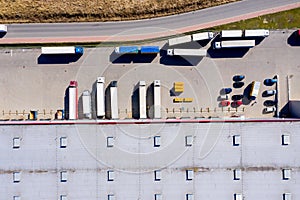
[1,0,300,43]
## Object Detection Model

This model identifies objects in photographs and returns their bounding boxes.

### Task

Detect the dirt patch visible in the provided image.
[0,0,239,23]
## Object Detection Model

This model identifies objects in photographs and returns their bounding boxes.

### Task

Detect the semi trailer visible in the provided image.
[110,81,119,119]
[192,32,214,41]
[244,29,269,37]
[220,30,243,38]
[153,80,161,119]
[214,40,255,49]
[41,46,84,54]
[114,46,139,54]
[139,81,147,119]
[140,46,160,54]
[167,49,207,56]
[168,35,192,46]
[96,77,105,118]
[82,90,91,119]
[68,81,78,120]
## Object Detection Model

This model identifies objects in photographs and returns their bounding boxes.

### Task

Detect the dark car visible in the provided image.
[233,75,245,82]
[264,100,277,107]
[220,88,232,95]
[232,95,243,101]
[264,78,278,86]
[233,81,244,88]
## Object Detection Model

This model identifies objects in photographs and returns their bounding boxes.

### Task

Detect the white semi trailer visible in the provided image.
[68,81,78,120]
[139,81,147,119]
[96,77,105,118]
[82,90,91,119]
[153,80,161,119]
[214,40,255,49]
[167,49,207,56]
[110,81,119,119]
[168,35,192,46]
[192,32,214,41]
[41,46,84,54]
[244,29,269,37]
[220,30,243,38]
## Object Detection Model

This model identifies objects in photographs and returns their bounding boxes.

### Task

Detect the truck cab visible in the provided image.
[0,24,7,33]
[75,46,84,54]
[69,80,78,87]
[214,42,221,49]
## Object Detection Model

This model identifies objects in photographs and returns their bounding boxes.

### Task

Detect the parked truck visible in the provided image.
[167,49,207,56]
[168,35,192,46]
[114,46,139,54]
[0,24,7,33]
[153,80,161,119]
[214,40,255,49]
[249,81,261,100]
[192,32,214,41]
[68,81,78,120]
[139,81,147,119]
[220,30,243,38]
[41,46,84,55]
[109,81,119,119]
[140,46,160,54]
[244,29,269,37]
[82,90,91,119]
[96,77,105,118]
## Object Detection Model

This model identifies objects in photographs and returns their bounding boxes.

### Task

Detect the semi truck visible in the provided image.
[192,32,214,41]
[153,80,161,119]
[110,81,119,119]
[214,40,255,49]
[139,81,147,119]
[41,46,84,55]
[220,30,243,38]
[168,35,192,46]
[167,49,207,56]
[249,81,261,100]
[140,46,160,54]
[96,77,105,118]
[68,81,78,120]
[82,90,91,119]
[0,24,7,33]
[244,29,269,37]
[114,46,139,54]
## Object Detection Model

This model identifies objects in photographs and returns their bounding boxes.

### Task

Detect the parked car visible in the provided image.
[232,100,243,107]
[264,100,277,107]
[264,107,276,113]
[233,81,244,88]
[224,88,232,94]
[264,78,277,86]
[265,90,276,95]
[220,100,230,106]
[232,94,243,101]
[233,75,245,82]
[220,94,229,100]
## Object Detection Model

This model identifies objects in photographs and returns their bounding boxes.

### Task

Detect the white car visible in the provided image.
[266,90,276,95]
[265,107,276,113]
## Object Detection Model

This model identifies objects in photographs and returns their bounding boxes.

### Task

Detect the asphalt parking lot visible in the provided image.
[0,30,299,120]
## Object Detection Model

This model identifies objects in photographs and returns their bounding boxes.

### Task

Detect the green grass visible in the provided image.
[210,7,300,31]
